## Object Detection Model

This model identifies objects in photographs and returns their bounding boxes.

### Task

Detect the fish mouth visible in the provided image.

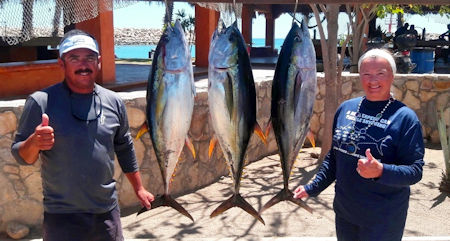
[165,68,185,74]
[214,64,238,71]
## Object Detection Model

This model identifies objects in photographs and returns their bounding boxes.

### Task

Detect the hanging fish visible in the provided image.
[260,21,316,214]
[208,21,266,225]
[136,20,196,221]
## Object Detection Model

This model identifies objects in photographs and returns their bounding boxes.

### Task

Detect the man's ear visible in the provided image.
[57,58,64,69]
[97,55,102,70]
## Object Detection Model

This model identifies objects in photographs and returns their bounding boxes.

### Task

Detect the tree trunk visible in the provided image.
[347,4,377,73]
[310,4,340,162]
[397,13,404,27]
[164,2,174,24]
[437,107,450,193]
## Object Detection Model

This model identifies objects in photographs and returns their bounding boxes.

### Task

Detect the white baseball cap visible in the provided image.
[59,34,99,57]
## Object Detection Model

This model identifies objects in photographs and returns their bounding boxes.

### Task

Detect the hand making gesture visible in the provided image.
[356,148,383,179]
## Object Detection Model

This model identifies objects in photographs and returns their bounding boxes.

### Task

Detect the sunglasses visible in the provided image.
[70,91,102,122]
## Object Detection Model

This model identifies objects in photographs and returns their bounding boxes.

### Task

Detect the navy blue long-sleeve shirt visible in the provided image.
[11,82,138,214]
[305,97,424,227]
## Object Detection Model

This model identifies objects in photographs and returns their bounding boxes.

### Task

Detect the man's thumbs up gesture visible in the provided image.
[356,148,383,179]
[35,113,54,151]
[19,114,55,164]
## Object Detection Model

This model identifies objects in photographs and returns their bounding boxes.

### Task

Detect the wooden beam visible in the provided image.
[194,5,219,67]
[76,0,116,85]
[143,0,449,5]
[252,4,272,13]
[0,60,63,99]
[265,12,274,49]
[242,5,253,46]
[0,37,61,47]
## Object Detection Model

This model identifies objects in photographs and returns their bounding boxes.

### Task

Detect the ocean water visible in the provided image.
[114,38,285,59]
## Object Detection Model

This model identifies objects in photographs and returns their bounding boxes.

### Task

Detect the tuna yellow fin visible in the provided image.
[135,122,149,140]
[254,123,267,145]
[208,136,217,159]
[185,137,196,159]
[306,130,316,148]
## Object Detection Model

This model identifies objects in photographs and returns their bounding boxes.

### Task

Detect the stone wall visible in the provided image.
[313,73,450,144]
[0,73,448,236]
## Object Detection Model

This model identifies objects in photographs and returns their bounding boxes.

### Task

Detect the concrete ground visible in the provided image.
[117,146,450,240]
[7,146,450,241]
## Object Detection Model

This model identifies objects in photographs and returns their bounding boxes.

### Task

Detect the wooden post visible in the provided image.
[265,12,274,50]
[241,4,253,50]
[75,0,115,85]
[194,5,219,67]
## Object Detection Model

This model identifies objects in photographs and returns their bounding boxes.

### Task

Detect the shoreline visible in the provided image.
[115,28,195,45]
[114,27,163,45]
[1,27,443,46]
[0,27,192,46]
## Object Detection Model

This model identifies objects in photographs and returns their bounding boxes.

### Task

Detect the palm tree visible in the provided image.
[175,9,195,43]
[164,2,174,24]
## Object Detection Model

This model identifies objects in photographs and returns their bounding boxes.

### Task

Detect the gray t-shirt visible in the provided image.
[11,82,138,214]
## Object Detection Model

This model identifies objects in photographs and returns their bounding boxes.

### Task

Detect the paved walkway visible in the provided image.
[3,147,450,240]
[116,147,450,240]
[20,237,450,241]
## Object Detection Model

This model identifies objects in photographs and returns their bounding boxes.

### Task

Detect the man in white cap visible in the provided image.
[11,29,154,241]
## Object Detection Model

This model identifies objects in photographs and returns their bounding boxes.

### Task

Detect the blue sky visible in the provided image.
[113,2,448,39]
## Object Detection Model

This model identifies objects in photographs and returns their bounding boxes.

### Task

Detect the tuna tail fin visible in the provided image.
[307,130,316,148]
[210,194,265,225]
[135,122,149,140]
[137,194,194,222]
[208,136,218,159]
[259,188,313,214]
[185,137,196,159]
[254,122,267,145]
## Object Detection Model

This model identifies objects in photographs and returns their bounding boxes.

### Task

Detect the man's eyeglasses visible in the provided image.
[70,91,102,122]
[65,55,98,64]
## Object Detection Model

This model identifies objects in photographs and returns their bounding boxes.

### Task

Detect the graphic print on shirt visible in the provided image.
[333,110,392,159]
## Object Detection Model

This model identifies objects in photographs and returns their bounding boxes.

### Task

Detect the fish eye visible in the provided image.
[228,34,235,42]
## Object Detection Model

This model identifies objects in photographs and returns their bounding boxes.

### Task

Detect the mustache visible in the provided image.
[75,69,93,74]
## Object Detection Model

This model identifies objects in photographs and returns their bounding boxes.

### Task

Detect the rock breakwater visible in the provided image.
[1,27,185,46]
[114,28,195,45]
[114,28,163,45]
